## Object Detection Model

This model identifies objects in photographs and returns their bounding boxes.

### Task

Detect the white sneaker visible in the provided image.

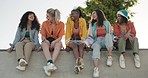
[93,67,100,78]
[119,54,126,69]
[19,59,27,66]
[16,65,26,71]
[134,54,141,68]
[74,65,81,74]
[47,63,57,72]
[43,66,51,76]
[107,56,113,66]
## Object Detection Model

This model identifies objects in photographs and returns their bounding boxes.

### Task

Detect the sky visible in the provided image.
[0,0,147,49]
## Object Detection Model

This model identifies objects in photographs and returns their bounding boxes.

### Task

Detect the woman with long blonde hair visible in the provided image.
[40,8,65,76]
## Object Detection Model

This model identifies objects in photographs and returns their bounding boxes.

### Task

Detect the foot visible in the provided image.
[93,67,100,78]
[16,65,26,71]
[46,63,57,72]
[19,59,27,66]
[119,54,126,69]
[79,58,84,70]
[134,54,141,68]
[107,56,113,66]
[43,66,51,76]
[74,65,80,74]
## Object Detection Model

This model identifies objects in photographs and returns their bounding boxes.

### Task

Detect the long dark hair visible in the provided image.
[92,9,106,27]
[18,11,40,31]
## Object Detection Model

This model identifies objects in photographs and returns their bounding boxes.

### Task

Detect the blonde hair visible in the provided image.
[47,8,61,22]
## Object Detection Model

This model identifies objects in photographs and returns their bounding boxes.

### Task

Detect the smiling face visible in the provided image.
[117,14,122,23]
[92,11,97,20]
[28,13,34,21]
[46,13,55,22]
[70,10,79,21]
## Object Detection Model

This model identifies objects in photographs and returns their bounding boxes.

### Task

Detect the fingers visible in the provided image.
[7,48,13,53]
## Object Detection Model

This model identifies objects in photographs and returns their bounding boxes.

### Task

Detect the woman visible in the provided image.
[114,9,140,69]
[65,9,87,74]
[88,9,113,78]
[7,11,41,71]
[40,8,65,76]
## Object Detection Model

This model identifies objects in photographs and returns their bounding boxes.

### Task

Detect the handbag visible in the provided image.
[84,35,94,47]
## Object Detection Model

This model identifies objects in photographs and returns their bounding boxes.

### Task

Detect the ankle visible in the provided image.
[133,53,138,56]
[47,60,53,64]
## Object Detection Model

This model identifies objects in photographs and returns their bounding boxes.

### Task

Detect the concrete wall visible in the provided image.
[0,50,148,78]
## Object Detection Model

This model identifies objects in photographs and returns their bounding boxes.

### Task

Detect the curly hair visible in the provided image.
[18,11,40,31]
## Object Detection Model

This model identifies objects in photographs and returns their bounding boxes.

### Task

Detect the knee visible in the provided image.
[55,42,62,47]
[25,42,35,48]
[69,43,77,48]
[118,37,124,41]
[15,42,23,47]
[41,42,49,47]
[91,43,99,48]
[92,52,100,60]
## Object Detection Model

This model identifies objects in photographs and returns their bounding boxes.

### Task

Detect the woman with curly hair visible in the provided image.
[7,11,41,71]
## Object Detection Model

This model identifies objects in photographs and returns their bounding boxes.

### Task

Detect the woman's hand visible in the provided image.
[35,47,42,52]
[50,41,56,50]
[7,47,13,53]
[65,46,71,53]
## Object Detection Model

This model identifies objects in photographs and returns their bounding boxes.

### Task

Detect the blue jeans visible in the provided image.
[91,34,113,59]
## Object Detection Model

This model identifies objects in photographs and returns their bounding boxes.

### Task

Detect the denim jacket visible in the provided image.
[89,20,113,42]
[11,27,40,48]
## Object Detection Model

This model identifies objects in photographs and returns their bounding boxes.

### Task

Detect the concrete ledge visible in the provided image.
[0,50,148,78]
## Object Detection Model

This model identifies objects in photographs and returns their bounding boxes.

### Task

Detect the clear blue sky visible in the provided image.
[0,0,147,49]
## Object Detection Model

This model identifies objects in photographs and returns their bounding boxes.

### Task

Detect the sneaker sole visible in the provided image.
[43,66,51,76]
[47,68,55,72]
[74,66,80,74]
[16,67,25,71]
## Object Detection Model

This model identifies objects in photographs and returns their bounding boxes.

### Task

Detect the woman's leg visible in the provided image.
[69,42,81,74]
[69,42,79,59]
[91,42,101,67]
[118,37,126,69]
[118,37,126,53]
[52,42,62,62]
[24,42,35,63]
[77,43,85,69]
[131,37,139,54]
[15,42,27,71]
[41,41,52,61]
[104,34,113,66]
[78,43,85,58]
[130,37,140,68]
[15,42,25,61]
[91,41,101,77]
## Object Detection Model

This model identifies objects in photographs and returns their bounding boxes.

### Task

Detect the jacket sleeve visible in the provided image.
[11,27,21,48]
[34,30,41,48]
[81,18,87,39]
[88,23,93,36]
[65,18,71,46]
[129,22,136,36]
[113,23,121,37]
[58,22,65,37]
